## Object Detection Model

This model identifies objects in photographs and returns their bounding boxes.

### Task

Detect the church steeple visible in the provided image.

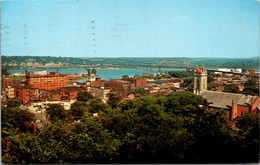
[193,66,207,95]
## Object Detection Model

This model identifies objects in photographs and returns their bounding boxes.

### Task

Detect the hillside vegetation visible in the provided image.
[2,93,259,163]
[1,55,259,69]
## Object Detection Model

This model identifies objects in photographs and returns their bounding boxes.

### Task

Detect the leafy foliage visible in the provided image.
[2,107,35,134]
[1,67,10,77]
[7,99,22,108]
[169,70,193,78]
[76,92,94,102]
[224,84,238,93]
[133,87,146,95]
[88,99,108,113]
[91,68,97,75]
[122,75,129,79]
[46,104,66,122]
[243,79,259,95]
[70,101,86,120]
[107,93,122,109]
[2,92,259,163]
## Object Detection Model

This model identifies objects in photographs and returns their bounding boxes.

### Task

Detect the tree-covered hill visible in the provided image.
[1,55,259,69]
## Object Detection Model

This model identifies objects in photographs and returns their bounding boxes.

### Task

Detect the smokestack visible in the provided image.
[250,98,254,113]
[231,100,236,120]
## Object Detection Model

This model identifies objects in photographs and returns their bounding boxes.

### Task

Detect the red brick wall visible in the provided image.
[3,77,13,88]
[90,81,105,88]
[110,80,124,96]
[14,88,30,105]
[237,106,250,117]
[135,79,147,88]
[26,73,67,90]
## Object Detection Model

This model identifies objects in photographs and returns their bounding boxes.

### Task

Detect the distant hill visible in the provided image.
[1,55,259,69]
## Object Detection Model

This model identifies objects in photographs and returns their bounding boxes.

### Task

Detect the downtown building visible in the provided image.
[13,72,68,105]
[26,71,67,90]
[110,79,135,98]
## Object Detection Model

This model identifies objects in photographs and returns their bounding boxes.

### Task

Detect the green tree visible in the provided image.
[122,75,129,79]
[243,79,259,95]
[76,92,94,102]
[107,93,121,109]
[1,67,9,77]
[235,114,259,162]
[187,82,194,92]
[224,84,238,93]
[86,68,91,78]
[2,106,35,133]
[7,99,22,107]
[2,92,259,164]
[88,99,108,113]
[70,101,86,120]
[183,77,193,87]
[207,72,214,83]
[133,87,146,95]
[91,68,97,75]
[46,104,66,121]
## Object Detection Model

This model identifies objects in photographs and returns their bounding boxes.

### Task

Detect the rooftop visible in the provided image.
[200,91,258,109]
[110,79,132,83]
[60,87,86,92]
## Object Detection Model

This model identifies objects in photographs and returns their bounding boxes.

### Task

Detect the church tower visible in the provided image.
[193,66,207,95]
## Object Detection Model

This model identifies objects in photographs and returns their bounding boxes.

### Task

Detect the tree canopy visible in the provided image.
[243,79,259,95]
[46,104,66,122]
[70,101,86,120]
[107,93,122,109]
[224,84,238,93]
[122,75,129,79]
[7,99,22,107]
[76,92,94,102]
[1,92,259,163]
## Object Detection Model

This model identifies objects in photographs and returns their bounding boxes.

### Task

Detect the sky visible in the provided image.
[1,0,259,58]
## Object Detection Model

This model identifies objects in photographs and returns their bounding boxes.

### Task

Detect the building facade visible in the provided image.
[14,86,41,105]
[110,79,135,98]
[5,87,15,99]
[91,87,110,100]
[60,87,86,101]
[2,76,13,89]
[194,66,207,95]
[26,72,67,90]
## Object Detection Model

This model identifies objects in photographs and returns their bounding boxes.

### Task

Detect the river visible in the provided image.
[7,68,185,81]
[7,68,260,81]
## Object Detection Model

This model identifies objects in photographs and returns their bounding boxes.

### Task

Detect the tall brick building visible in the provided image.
[14,86,41,105]
[26,72,67,90]
[110,79,135,98]
[2,76,13,89]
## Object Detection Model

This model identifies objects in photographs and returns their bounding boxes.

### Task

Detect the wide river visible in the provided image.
[8,68,260,81]
[7,68,186,81]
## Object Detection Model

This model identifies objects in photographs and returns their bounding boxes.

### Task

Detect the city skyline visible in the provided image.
[1,0,259,58]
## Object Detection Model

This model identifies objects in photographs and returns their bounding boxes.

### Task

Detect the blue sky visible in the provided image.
[1,0,259,58]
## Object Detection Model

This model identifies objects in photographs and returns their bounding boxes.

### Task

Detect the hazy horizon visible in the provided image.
[2,55,258,59]
[1,0,259,58]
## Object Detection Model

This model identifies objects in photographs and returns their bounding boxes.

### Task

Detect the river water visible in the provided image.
[7,68,260,81]
[7,68,185,81]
